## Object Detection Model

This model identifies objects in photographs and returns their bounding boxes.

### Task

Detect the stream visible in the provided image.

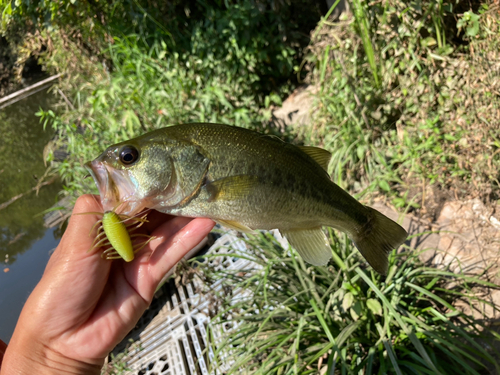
[0,88,61,342]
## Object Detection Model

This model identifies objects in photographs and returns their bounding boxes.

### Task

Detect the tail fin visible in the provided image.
[351,206,408,275]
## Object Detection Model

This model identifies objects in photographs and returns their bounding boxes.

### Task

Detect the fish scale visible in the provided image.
[86,123,408,274]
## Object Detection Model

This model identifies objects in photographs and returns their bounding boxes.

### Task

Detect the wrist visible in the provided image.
[1,337,102,375]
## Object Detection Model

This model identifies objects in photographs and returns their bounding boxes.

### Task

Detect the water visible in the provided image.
[0,89,61,342]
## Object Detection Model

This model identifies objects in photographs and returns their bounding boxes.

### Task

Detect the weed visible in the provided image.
[304,0,500,214]
[17,0,323,203]
[196,231,500,374]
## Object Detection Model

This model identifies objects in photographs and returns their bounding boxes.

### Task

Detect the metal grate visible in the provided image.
[109,230,256,374]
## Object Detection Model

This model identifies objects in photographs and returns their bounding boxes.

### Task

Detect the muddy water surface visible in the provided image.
[0,89,61,342]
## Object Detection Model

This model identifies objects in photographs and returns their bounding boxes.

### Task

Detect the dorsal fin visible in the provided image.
[298,146,332,171]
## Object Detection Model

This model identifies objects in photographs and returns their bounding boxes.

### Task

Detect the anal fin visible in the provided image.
[281,228,332,266]
[217,219,255,234]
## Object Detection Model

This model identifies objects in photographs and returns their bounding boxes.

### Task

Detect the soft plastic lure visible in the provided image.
[89,211,154,262]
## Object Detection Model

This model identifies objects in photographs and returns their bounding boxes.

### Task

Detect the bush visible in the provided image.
[1,0,321,96]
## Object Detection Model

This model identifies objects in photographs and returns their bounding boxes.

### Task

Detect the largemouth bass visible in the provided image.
[86,123,407,274]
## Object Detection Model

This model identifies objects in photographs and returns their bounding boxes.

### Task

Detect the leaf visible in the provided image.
[367,298,382,316]
[379,180,390,192]
[457,12,480,37]
[421,37,436,48]
[383,340,403,375]
[392,197,406,208]
[466,21,479,37]
[310,299,335,344]
[342,292,354,311]
[356,145,366,161]
[350,301,362,321]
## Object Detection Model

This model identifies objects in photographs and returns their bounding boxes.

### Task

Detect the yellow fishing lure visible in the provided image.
[88,210,153,262]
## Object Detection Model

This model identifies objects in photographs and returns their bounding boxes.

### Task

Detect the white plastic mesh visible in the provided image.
[109,231,256,375]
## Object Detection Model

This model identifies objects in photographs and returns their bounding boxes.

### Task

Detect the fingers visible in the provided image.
[151,216,215,273]
[46,195,104,267]
[65,195,104,247]
[72,194,103,216]
[47,193,111,276]
[62,196,215,303]
[23,195,113,341]
[139,209,176,234]
[131,217,215,300]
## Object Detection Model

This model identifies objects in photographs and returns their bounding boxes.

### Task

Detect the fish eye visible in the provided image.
[119,145,139,166]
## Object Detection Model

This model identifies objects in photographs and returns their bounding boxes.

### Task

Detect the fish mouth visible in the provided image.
[85,160,147,216]
[85,161,120,212]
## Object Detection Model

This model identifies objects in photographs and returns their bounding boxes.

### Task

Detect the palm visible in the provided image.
[18,195,214,364]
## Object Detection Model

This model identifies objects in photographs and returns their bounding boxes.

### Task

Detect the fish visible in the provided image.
[85,123,408,274]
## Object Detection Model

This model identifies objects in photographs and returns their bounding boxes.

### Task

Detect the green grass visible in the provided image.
[303,0,500,210]
[191,231,500,374]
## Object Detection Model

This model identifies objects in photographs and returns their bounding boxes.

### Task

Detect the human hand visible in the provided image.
[1,195,215,374]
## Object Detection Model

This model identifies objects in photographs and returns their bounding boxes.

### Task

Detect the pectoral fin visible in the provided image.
[281,228,332,266]
[206,175,259,201]
[217,219,254,233]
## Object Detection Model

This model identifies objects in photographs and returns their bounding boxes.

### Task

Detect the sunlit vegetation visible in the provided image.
[2,0,499,373]
[194,230,500,374]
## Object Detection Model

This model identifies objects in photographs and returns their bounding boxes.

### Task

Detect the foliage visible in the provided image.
[2,0,324,202]
[304,0,500,214]
[0,35,15,95]
[101,350,133,375]
[192,231,500,374]
[1,0,321,94]
[457,11,481,37]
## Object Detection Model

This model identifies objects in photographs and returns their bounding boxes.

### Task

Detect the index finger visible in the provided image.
[139,209,177,234]
[126,217,215,302]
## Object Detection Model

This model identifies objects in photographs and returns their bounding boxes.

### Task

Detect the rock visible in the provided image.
[373,199,500,319]
[371,201,440,257]
[434,199,500,275]
[373,199,500,275]
[272,85,318,128]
